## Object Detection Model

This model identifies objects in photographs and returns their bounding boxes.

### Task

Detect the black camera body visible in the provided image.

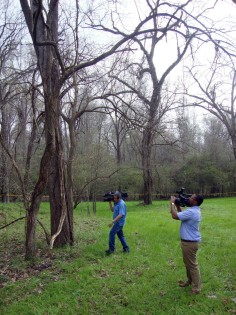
[174,188,191,207]
[103,191,128,202]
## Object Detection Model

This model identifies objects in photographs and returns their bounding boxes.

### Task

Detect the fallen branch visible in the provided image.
[0,216,26,230]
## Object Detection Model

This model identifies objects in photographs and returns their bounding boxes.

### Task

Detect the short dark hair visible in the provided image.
[195,194,204,206]
[114,191,121,199]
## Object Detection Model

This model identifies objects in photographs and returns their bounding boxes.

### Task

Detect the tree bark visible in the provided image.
[141,121,154,205]
[0,102,10,203]
[25,147,50,258]
[20,0,74,258]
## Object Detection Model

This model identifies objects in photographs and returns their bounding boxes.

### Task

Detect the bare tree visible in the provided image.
[0,1,24,202]
[102,95,134,165]
[183,51,236,159]
[90,0,220,204]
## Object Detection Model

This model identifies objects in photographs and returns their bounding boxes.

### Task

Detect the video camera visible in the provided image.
[103,191,128,202]
[174,188,191,207]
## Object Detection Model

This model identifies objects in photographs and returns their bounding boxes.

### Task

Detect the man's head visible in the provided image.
[189,194,204,206]
[113,191,121,202]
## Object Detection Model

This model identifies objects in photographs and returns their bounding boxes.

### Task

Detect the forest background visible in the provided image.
[0,0,236,259]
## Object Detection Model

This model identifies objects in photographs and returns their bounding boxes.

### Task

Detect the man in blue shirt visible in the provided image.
[105,191,129,255]
[170,193,204,294]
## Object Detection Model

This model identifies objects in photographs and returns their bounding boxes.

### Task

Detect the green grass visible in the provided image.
[0,198,236,314]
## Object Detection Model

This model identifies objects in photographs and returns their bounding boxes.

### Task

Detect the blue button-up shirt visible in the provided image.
[113,199,127,226]
[177,206,201,242]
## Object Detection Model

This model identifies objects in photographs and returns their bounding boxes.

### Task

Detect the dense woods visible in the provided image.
[0,0,235,258]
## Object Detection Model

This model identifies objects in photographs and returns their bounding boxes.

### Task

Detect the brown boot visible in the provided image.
[178,280,191,287]
[191,289,201,294]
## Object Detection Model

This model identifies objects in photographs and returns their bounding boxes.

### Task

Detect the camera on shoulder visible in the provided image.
[174,188,191,207]
[103,191,128,202]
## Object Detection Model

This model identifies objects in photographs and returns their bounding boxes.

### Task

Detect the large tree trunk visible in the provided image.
[141,127,153,205]
[46,95,72,246]
[64,120,76,242]
[21,0,74,258]
[25,147,50,259]
[232,138,236,160]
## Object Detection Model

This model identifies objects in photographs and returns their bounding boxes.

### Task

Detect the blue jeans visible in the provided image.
[109,223,129,252]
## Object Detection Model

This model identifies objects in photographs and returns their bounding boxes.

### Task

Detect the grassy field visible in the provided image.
[0,198,236,315]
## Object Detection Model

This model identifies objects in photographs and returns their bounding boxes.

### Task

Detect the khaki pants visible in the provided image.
[181,240,201,291]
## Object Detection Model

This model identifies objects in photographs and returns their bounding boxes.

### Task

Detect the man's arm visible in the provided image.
[109,201,114,212]
[170,196,181,220]
[108,213,123,227]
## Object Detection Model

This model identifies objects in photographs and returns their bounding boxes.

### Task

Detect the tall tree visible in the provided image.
[91,1,223,204]
[19,0,72,258]
[0,1,23,202]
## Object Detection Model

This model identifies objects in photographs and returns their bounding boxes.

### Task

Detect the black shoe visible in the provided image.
[105,249,114,255]
[123,247,130,253]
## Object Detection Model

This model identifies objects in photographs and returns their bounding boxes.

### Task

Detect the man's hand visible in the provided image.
[170,197,180,220]
[108,214,122,227]
[170,195,176,204]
